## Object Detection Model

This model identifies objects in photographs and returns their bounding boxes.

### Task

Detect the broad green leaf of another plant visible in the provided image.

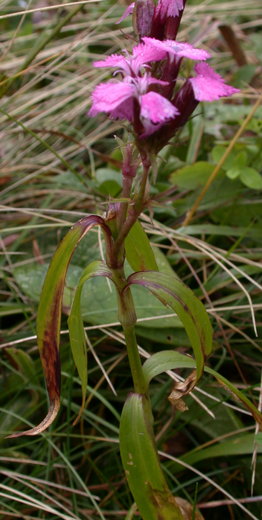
[240,167,262,190]
[170,161,215,190]
[119,393,184,520]
[7,215,112,438]
[128,271,213,380]
[142,351,262,428]
[68,260,112,424]
[125,221,158,272]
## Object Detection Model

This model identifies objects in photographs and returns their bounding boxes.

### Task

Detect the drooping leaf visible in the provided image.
[119,393,184,520]
[142,351,262,427]
[125,220,158,272]
[68,260,112,424]
[128,271,213,380]
[7,215,112,438]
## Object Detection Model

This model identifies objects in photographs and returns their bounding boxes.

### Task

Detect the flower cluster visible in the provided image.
[89,0,239,153]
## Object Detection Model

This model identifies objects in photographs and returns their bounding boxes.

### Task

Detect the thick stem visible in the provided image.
[105,151,152,395]
[111,267,147,395]
[123,324,147,394]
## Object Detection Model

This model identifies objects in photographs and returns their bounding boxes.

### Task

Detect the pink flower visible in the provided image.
[140,91,179,135]
[142,37,210,62]
[190,62,239,101]
[89,75,179,136]
[155,0,185,20]
[150,0,187,40]
[116,1,186,40]
[89,82,136,120]
[93,43,166,76]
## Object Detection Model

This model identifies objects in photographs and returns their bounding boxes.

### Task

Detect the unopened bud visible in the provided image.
[133,0,155,39]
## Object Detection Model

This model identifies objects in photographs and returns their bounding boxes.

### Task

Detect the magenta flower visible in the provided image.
[93,43,167,76]
[142,37,210,62]
[190,62,239,101]
[118,0,187,41]
[150,0,187,40]
[155,0,185,20]
[89,74,179,137]
[89,2,239,151]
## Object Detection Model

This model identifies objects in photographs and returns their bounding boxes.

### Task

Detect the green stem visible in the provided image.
[106,153,152,395]
[111,267,147,395]
[122,323,147,395]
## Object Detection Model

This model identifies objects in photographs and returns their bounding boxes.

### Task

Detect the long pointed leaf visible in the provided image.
[142,351,262,427]
[125,221,158,271]
[128,271,213,380]
[68,261,112,424]
[8,216,112,438]
[120,393,184,520]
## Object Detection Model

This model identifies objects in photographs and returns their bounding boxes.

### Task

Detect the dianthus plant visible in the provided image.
[8,2,262,519]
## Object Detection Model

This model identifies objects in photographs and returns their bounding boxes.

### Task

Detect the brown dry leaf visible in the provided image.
[168,370,197,410]
[175,497,205,520]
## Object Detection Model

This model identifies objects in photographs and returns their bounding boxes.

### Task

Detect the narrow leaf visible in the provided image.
[128,271,213,379]
[125,221,158,271]
[68,261,112,424]
[142,351,262,427]
[180,433,262,467]
[7,216,112,438]
[120,393,184,520]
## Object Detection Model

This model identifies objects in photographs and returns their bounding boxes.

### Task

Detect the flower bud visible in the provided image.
[133,0,155,39]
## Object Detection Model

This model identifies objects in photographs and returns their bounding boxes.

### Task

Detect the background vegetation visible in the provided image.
[0,0,262,518]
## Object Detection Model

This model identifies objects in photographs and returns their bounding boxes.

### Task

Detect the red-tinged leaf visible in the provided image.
[127,271,213,380]
[7,216,112,438]
[68,261,112,424]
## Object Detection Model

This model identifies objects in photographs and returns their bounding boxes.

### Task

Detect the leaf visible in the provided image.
[14,263,183,328]
[7,215,112,438]
[210,145,235,169]
[142,351,262,427]
[226,167,241,180]
[180,433,262,467]
[95,168,122,196]
[128,271,213,380]
[125,220,158,272]
[152,246,176,276]
[119,393,184,520]
[240,167,262,190]
[170,161,216,190]
[173,498,204,520]
[68,261,112,424]
[5,348,37,386]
